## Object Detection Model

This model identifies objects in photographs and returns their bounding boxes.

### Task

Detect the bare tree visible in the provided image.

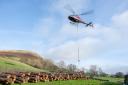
[56,61,68,72]
[67,64,77,72]
[98,67,108,77]
[43,58,58,71]
[115,72,124,78]
[89,65,98,78]
[57,60,66,69]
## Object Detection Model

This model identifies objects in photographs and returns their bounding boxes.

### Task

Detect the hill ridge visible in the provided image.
[0,50,43,58]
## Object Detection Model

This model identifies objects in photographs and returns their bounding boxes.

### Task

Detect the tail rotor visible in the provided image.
[86,22,94,28]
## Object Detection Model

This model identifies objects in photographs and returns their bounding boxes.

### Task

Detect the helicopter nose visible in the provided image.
[68,16,74,20]
[68,16,71,19]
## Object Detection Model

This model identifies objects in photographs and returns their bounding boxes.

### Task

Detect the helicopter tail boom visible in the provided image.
[86,22,93,27]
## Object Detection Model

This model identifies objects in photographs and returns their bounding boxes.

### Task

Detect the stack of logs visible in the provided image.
[0,71,89,85]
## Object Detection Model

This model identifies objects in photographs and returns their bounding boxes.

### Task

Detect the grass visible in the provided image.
[0,57,45,72]
[12,80,121,85]
[95,77,123,82]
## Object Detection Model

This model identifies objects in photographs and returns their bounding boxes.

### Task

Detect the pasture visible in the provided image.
[13,80,121,85]
[96,77,123,82]
[0,57,43,72]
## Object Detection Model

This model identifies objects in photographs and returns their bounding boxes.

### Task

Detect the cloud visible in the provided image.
[34,0,128,73]
[104,65,128,74]
[44,10,128,69]
[33,0,91,48]
[53,0,90,13]
[112,10,128,28]
[46,24,120,62]
[34,17,57,38]
[47,37,103,60]
[49,0,92,23]
[112,10,128,42]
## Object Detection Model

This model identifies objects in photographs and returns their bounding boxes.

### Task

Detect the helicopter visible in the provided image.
[66,6,94,27]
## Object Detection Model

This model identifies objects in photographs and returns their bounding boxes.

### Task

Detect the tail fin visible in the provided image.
[86,22,93,27]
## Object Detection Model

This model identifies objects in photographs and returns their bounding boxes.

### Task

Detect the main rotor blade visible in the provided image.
[64,5,75,14]
[79,10,93,15]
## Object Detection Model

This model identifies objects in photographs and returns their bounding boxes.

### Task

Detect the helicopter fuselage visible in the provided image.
[68,15,93,27]
[68,15,85,24]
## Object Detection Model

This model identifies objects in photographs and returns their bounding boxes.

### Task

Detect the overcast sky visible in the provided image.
[0,0,128,73]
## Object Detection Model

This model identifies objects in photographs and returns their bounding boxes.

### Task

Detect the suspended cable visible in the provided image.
[76,23,80,66]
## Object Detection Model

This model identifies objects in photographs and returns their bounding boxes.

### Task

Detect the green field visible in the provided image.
[96,77,123,82]
[0,57,45,72]
[0,53,124,85]
[12,80,121,85]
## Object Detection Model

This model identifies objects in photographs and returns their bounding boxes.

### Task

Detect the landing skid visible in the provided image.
[69,22,78,25]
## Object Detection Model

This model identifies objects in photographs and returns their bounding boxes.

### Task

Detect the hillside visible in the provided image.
[0,50,42,59]
[0,50,44,68]
[0,57,44,72]
[0,50,58,72]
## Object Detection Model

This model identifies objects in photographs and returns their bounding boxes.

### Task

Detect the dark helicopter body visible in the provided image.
[68,15,84,23]
[66,5,94,27]
[68,15,93,27]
